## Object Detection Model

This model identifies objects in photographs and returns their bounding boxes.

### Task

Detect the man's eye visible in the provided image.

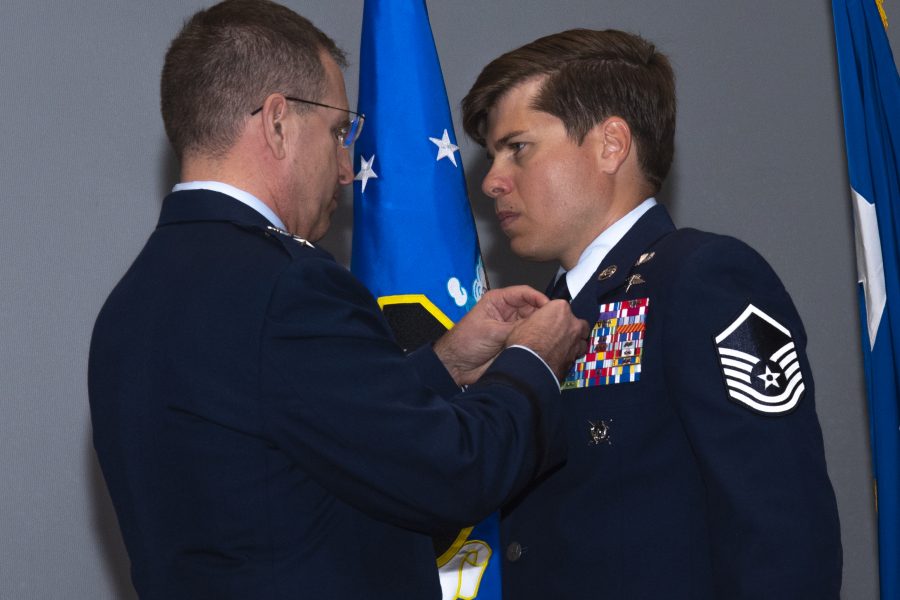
[510,142,527,156]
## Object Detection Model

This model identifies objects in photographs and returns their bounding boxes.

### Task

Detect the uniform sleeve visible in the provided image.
[406,342,462,399]
[258,257,566,534]
[663,236,842,598]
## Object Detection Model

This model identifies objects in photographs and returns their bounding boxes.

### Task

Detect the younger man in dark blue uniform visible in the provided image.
[462,28,842,598]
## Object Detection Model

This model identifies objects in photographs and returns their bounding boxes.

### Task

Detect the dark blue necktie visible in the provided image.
[547,274,571,302]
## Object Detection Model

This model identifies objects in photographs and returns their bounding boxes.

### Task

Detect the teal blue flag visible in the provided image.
[833,1,900,597]
[352,1,501,598]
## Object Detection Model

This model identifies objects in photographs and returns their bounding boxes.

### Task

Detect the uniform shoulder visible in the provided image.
[240,223,335,262]
[646,227,774,285]
[263,234,384,332]
[214,222,376,322]
[657,226,804,341]
[662,226,759,257]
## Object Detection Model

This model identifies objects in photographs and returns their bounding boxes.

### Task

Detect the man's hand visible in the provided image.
[507,300,590,381]
[434,286,549,385]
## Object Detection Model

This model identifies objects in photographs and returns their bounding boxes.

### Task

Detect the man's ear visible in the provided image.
[260,93,290,160]
[595,117,632,174]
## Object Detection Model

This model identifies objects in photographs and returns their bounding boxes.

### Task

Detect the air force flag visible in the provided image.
[352,1,499,598]
[352,0,485,336]
[833,0,900,597]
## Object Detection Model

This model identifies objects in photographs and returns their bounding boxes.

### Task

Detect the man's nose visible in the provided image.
[482,165,509,199]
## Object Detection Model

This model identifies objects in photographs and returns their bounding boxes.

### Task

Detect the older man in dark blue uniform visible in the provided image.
[88,2,589,598]
[462,28,842,598]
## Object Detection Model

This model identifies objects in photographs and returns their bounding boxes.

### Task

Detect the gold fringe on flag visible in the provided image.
[877,0,889,29]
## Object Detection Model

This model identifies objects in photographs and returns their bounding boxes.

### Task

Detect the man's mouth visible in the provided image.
[496,210,519,230]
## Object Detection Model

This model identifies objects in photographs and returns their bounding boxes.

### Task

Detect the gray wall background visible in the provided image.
[1,1,896,598]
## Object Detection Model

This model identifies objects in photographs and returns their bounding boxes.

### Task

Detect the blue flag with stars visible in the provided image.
[352,1,500,599]
[833,1,900,597]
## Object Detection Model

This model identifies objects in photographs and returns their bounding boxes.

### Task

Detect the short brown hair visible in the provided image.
[161,0,346,159]
[462,29,675,193]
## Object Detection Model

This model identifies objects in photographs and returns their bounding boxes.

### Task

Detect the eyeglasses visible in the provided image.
[250,96,365,148]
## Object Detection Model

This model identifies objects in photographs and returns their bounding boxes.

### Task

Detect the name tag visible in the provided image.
[563,298,649,389]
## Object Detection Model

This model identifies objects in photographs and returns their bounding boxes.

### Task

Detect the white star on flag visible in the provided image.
[852,187,886,349]
[355,154,378,193]
[429,129,460,167]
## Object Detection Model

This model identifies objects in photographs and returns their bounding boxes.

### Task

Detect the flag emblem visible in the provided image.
[714,304,805,415]
[563,298,649,389]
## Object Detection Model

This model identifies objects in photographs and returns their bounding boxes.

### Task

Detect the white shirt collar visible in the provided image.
[556,197,658,299]
[172,181,287,230]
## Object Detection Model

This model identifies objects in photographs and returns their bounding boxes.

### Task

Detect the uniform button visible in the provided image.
[506,541,523,562]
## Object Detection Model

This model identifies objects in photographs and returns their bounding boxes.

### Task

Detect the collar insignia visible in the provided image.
[625,274,645,293]
[597,265,618,281]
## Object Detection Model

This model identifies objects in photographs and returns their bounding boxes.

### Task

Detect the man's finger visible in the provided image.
[484,286,549,320]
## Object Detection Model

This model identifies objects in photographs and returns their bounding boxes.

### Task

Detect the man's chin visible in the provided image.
[509,248,540,263]
[508,240,556,264]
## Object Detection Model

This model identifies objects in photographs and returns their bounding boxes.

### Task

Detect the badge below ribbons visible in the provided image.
[563,298,649,389]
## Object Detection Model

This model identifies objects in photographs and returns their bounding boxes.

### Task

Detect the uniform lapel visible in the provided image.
[570,204,676,323]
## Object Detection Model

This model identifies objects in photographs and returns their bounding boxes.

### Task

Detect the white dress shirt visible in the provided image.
[555,197,657,299]
[172,180,287,230]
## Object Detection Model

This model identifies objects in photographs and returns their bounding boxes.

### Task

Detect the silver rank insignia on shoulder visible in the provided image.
[598,265,618,280]
[625,274,645,293]
[634,251,655,266]
[588,419,612,445]
[266,225,315,248]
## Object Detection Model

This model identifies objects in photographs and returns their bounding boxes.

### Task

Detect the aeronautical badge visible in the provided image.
[562,297,649,389]
[714,304,805,415]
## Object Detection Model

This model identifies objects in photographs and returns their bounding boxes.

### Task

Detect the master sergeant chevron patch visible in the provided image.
[715,303,805,415]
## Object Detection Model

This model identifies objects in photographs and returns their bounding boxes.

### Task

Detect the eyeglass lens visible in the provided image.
[342,115,364,148]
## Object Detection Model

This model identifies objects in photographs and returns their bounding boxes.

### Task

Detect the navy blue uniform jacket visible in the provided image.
[88,190,565,599]
[501,205,842,599]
